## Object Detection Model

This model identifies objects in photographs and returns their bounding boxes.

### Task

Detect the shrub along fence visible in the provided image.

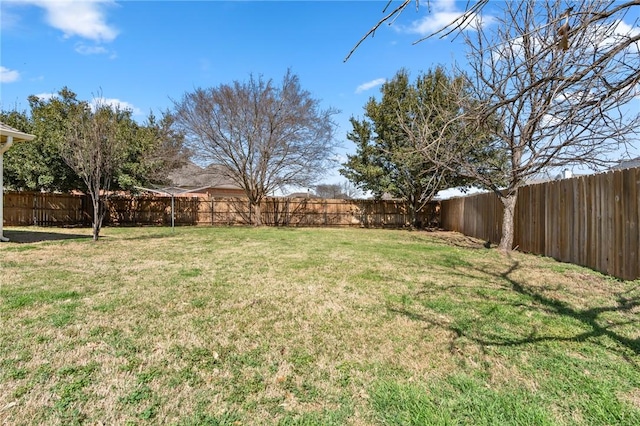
[3,192,439,229]
[441,167,640,281]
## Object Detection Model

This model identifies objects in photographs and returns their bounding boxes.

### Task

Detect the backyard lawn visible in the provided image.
[1,226,639,425]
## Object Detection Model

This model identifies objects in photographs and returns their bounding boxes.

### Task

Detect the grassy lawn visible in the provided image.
[1,226,639,425]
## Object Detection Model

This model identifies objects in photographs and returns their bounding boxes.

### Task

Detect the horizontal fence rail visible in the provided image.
[440,167,640,281]
[3,192,439,230]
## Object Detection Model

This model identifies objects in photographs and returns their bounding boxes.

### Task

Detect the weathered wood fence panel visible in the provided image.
[3,192,438,229]
[3,192,87,226]
[441,191,504,244]
[107,196,201,226]
[440,167,640,281]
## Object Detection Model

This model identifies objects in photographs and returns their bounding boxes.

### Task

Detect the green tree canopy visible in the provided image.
[1,88,188,192]
[2,89,83,191]
[340,67,485,227]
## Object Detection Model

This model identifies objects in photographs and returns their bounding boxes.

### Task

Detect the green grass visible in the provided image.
[1,226,639,425]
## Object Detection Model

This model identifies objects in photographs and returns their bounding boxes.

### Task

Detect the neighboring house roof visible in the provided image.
[167,161,242,190]
[524,169,579,186]
[611,157,640,170]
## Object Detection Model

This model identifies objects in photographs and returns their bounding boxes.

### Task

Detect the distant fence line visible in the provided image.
[5,167,638,280]
[2,192,439,229]
[441,167,640,281]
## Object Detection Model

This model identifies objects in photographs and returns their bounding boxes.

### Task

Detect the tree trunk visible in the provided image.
[406,196,421,229]
[251,200,262,226]
[91,195,101,241]
[413,198,423,229]
[498,192,517,252]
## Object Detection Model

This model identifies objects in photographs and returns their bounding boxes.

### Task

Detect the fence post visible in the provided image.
[31,192,35,226]
[286,198,290,226]
[324,199,328,226]
[211,197,216,225]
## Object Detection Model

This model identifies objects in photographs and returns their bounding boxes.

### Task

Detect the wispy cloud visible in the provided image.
[0,66,20,83]
[34,92,57,101]
[74,42,117,59]
[34,93,142,116]
[75,43,109,55]
[92,98,142,116]
[13,0,119,42]
[355,78,386,94]
[596,19,640,53]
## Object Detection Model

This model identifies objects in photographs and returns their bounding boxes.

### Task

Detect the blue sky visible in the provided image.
[1,1,638,185]
[1,0,491,183]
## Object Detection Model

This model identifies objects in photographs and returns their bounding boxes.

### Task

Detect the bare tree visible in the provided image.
[346,0,639,60]
[340,180,363,199]
[313,182,362,199]
[173,70,339,225]
[411,0,640,251]
[344,0,491,61]
[60,99,131,240]
[314,183,345,199]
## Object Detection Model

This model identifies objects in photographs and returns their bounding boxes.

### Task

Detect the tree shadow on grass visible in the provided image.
[2,229,92,243]
[425,230,491,250]
[491,261,640,356]
[389,260,640,362]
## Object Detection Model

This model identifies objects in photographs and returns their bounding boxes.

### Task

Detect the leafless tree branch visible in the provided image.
[407,0,640,251]
[173,70,339,225]
[344,0,412,62]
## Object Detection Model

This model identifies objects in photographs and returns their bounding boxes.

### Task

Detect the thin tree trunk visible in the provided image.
[408,202,416,229]
[406,195,420,229]
[498,192,517,252]
[252,200,262,226]
[412,198,423,229]
[92,195,101,241]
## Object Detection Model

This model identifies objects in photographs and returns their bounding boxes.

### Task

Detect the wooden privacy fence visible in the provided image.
[3,192,88,226]
[441,167,640,281]
[106,196,439,228]
[3,192,439,229]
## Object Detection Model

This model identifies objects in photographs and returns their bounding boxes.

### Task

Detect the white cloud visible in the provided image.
[409,11,465,36]
[74,42,113,56]
[599,19,640,52]
[355,78,386,94]
[91,98,142,115]
[33,94,142,115]
[618,20,640,37]
[34,92,57,101]
[0,66,20,83]
[15,0,118,42]
[403,0,494,36]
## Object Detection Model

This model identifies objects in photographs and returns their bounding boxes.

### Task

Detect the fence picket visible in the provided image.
[3,192,439,230]
[440,167,640,280]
